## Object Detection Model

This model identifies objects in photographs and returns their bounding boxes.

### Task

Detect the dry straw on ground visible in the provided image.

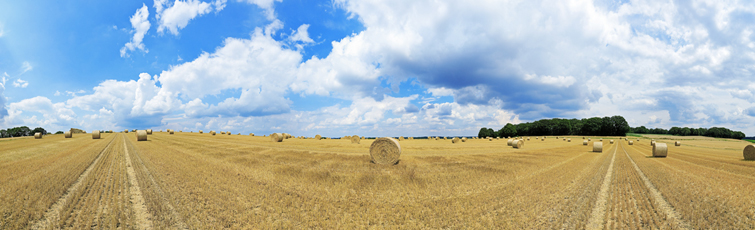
[34,132,42,139]
[452,137,460,143]
[65,131,72,138]
[315,134,322,140]
[136,130,148,141]
[675,141,681,146]
[370,137,401,165]
[512,140,523,148]
[147,129,152,135]
[653,143,668,157]
[351,135,360,144]
[92,130,101,139]
[744,145,755,160]
[270,133,283,142]
[593,142,603,152]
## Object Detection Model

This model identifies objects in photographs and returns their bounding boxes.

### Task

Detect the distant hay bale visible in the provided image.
[628,140,634,145]
[147,129,152,135]
[250,133,254,136]
[351,135,360,144]
[610,140,614,144]
[653,143,668,157]
[65,131,72,138]
[199,130,203,134]
[651,140,656,146]
[507,139,513,146]
[221,131,225,135]
[512,140,523,148]
[588,138,591,141]
[34,132,42,139]
[527,137,530,141]
[409,137,414,140]
[271,133,283,142]
[583,140,588,145]
[541,138,544,141]
[211,131,216,135]
[543,136,546,139]
[227,132,231,135]
[369,137,401,165]
[637,139,640,141]
[452,137,460,143]
[92,130,101,139]
[326,137,331,140]
[568,139,571,142]
[536,137,539,139]
[169,130,174,134]
[315,134,322,140]
[136,130,148,141]
[179,130,182,132]
[488,137,493,141]
[675,141,681,146]
[399,136,404,141]
[444,137,447,140]
[593,142,603,152]
[124,129,129,133]
[583,137,585,139]
[744,145,755,160]
[462,137,467,142]
[427,136,431,140]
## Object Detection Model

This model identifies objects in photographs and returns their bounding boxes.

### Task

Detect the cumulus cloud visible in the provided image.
[4,96,76,129]
[0,73,7,118]
[288,24,314,43]
[239,0,282,20]
[120,4,151,57]
[155,0,220,35]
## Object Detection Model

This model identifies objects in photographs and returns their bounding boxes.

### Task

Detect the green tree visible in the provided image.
[500,123,517,138]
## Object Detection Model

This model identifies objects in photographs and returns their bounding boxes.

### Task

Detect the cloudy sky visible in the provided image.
[1,0,754,136]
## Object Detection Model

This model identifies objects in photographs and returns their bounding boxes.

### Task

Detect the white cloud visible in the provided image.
[20,61,32,75]
[120,4,151,57]
[288,24,314,43]
[54,91,61,96]
[155,0,214,35]
[426,87,453,97]
[0,73,7,118]
[12,79,28,88]
[239,0,281,20]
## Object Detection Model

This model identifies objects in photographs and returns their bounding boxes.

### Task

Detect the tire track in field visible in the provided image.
[124,135,188,229]
[585,141,617,230]
[30,135,116,230]
[621,143,691,229]
[123,135,153,230]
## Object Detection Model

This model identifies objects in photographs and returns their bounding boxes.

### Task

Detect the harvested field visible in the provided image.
[1,134,753,229]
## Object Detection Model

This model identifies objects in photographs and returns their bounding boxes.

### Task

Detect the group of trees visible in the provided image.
[478,116,631,138]
[631,126,746,139]
[0,126,48,138]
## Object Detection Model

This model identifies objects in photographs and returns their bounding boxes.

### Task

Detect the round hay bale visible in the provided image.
[610,140,614,144]
[488,137,493,141]
[351,135,360,144]
[409,137,414,140]
[593,142,603,152]
[399,136,404,141]
[675,141,681,146]
[220,131,225,135]
[227,132,231,135]
[462,137,467,142]
[568,139,571,142]
[583,137,585,139]
[588,138,591,141]
[199,130,203,134]
[210,131,216,135]
[536,137,539,139]
[637,139,640,141]
[169,130,174,134]
[512,140,522,148]
[452,137,460,143]
[136,130,148,141]
[653,143,668,157]
[629,141,634,145]
[527,137,530,141]
[124,129,129,133]
[34,132,42,139]
[147,129,152,135]
[179,130,182,132]
[543,136,546,139]
[541,138,545,141]
[583,140,588,145]
[427,136,431,140]
[507,139,513,146]
[250,133,254,136]
[92,130,101,139]
[370,137,401,165]
[315,134,322,140]
[744,145,755,160]
[443,137,447,140]
[65,131,72,138]
[270,133,283,142]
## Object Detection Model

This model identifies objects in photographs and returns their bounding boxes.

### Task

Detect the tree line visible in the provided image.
[478,116,631,138]
[0,126,48,138]
[630,126,746,139]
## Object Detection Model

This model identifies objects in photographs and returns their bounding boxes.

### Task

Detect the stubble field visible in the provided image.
[1,132,753,229]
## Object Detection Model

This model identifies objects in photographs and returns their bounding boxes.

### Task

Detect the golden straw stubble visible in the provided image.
[743,145,755,160]
[370,137,401,165]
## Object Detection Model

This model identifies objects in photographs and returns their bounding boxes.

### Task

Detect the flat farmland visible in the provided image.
[1,133,754,229]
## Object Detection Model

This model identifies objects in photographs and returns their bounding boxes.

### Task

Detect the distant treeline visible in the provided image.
[629,126,746,139]
[478,116,631,138]
[0,126,48,138]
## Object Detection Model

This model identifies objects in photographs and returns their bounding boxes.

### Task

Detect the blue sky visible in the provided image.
[1,0,754,137]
